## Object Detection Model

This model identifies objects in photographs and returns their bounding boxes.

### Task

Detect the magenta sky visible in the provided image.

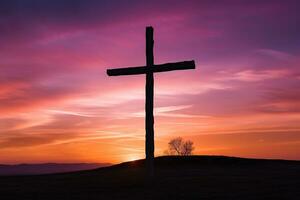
[0,0,300,164]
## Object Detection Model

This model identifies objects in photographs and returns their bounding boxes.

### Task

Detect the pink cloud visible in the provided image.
[218,69,290,82]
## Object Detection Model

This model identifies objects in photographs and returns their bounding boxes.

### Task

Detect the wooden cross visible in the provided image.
[107,26,195,175]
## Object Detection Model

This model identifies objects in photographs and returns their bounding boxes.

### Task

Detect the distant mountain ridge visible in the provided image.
[0,163,111,175]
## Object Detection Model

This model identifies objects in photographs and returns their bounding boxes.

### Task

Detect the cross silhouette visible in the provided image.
[107,26,196,176]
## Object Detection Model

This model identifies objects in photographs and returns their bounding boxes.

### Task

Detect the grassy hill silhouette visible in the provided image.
[1,156,299,199]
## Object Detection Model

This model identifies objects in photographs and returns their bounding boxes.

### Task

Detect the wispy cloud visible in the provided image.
[131,104,210,118]
[46,109,95,117]
[217,69,289,82]
[255,49,295,60]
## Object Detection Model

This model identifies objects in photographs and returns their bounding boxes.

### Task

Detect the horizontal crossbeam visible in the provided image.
[107,60,195,76]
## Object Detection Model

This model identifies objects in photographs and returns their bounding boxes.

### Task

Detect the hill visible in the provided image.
[0,163,111,175]
[0,156,299,200]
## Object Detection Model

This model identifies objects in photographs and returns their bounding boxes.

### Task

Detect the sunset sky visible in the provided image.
[0,0,300,164]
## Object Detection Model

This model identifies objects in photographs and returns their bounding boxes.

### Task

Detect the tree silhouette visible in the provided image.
[165,137,195,156]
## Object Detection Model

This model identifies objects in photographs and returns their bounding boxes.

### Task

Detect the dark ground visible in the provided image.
[0,156,299,200]
[0,163,110,176]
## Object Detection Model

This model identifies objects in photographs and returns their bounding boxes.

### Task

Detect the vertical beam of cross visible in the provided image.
[145,27,154,175]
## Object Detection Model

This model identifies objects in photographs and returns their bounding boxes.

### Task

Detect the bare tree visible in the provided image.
[181,140,194,156]
[166,137,195,156]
